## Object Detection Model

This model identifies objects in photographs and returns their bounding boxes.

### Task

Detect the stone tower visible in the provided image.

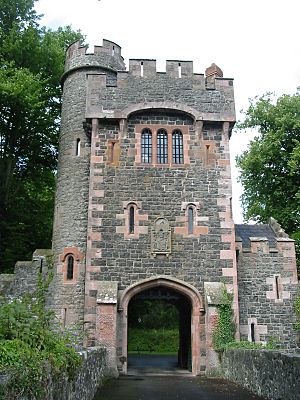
[51,39,298,375]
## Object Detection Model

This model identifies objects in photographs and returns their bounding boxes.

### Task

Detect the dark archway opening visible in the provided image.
[127,286,191,373]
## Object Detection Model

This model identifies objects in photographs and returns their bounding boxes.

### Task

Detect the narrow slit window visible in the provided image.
[112,45,115,56]
[141,129,152,163]
[67,255,74,280]
[76,138,81,156]
[172,130,184,164]
[108,141,116,163]
[157,129,168,164]
[39,259,43,274]
[188,206,194,234]
[205,144,210,163]
[129,206,135,234]
[236,249,240,264]
[178,62,182,78]
[63,308,67,327]
[275,276,280,299]
[250,323,255,343]
[141,61,144,77]
[111,141,115,162]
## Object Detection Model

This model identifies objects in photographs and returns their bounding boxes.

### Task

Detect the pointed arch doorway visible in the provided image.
[119,276,205,375]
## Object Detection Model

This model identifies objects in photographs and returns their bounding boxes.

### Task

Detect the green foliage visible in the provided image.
[0,0,84,272]
[212,287,236,351]
[222,337,280,351]
[0,274,82,399]
[236,93,300,273]
[128,328,179,353]
[128,300,179,329]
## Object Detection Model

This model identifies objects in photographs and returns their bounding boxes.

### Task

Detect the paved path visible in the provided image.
[93,375,265,400]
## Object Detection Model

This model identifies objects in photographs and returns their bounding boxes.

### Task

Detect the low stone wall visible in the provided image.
[222,349,300,400]
[0,347,114,400]
[50,347,113,400]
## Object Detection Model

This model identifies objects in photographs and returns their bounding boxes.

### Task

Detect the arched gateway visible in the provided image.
[119,276,205,375]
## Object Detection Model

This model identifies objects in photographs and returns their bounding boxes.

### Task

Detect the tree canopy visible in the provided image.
[237,92,300,266]
[0,0,84,272]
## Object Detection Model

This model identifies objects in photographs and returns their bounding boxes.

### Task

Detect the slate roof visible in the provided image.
[234,224,277,248]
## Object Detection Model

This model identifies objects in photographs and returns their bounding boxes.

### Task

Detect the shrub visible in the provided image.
[128,328,179,353]
[0,274,82,399]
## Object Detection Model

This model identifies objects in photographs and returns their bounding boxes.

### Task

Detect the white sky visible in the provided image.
[35,0,300,222]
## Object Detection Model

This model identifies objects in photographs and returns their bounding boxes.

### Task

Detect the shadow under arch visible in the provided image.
[119,275,205,375]
[122,101,202,121]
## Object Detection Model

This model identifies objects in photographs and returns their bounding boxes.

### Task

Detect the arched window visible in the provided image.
[188,206,194,234]
[157,129,168,164]
[141,129,152,163]
[129,205,135,234]
[172,130,184,164]
[67,255,74,280]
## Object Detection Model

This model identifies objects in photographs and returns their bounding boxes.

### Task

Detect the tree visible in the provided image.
[237,93,300,269]
[0,0,84,272]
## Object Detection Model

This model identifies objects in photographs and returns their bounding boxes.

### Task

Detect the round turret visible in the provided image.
[63,39,126,83]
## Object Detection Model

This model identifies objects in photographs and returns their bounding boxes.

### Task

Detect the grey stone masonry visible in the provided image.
[0,38,298,377]
[236,223,298,347]
[0,347,113,400]
[48,37,298,374]
[222,349,300,400]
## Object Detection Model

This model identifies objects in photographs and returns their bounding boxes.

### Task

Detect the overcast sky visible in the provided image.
[35,0,300,222]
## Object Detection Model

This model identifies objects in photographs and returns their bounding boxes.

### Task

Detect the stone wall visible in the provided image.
[49,347,112,400]
[0,274,15,301]
[0,347,112,400]
[222,349,300,400]
[0,249,52,301]
[236,224,298,348]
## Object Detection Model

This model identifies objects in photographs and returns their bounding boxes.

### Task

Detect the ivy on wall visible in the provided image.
[212,286,236,351]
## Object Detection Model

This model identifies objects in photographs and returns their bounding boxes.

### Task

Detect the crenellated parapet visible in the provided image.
[64,39,126,79]
[235,221,297,262]
[62,39,235,114]
[68,40,236,124]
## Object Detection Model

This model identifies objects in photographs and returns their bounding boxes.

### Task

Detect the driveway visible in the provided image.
[93,375,265,400]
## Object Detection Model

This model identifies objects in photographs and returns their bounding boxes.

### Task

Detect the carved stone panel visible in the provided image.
[151,217,171,256]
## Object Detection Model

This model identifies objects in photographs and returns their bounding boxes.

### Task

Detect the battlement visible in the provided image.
[235,222,296,256]
[64,39,233,89]
[65,39,126,73]
[66,39,122,60]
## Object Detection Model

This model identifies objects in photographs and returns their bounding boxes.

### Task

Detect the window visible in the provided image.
[141,129,152,163]
[250,323,255,343]
[129,205,135,234]
[178,62,182,78]
[172,130,184,164]
[275,275,280,300]
[188,206,194,234]
[157,129,168,164]
[137,125,188,166]
[67,255,74,280]
[76,138,81,156]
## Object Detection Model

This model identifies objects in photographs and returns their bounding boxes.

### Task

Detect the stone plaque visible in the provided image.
[151,217,171,256]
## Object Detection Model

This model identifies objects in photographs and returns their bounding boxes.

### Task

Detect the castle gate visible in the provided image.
[119,277,204,375]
